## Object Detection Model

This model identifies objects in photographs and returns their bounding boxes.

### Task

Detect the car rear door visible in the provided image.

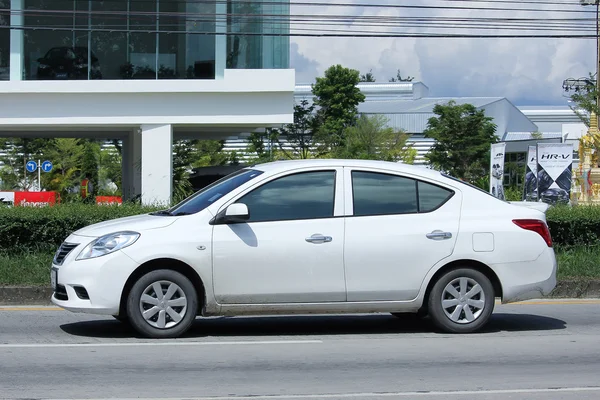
[343,168,462,302]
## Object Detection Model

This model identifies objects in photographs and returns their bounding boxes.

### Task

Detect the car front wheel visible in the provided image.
[428,268,495,333]
[126,269,198,338]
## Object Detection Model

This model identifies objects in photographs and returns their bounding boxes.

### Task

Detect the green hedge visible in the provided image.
[0,204,160,254]
[546,205,600,247]
[0,202,598,254]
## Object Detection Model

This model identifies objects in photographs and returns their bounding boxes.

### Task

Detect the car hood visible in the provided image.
[72,213,179,238]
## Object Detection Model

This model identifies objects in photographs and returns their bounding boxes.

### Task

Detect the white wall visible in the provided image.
[0,69,295,129]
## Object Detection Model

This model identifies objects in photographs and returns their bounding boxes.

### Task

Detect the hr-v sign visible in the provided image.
[540,154,570,160]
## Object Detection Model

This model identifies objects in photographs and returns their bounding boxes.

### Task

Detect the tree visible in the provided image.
[389,69,414,82]
[79,139,100,201]
[312,64,366,151]
[272,100,319,159]
[360,69,376,82]
[172,139,199,202]
[423,101,498,183]
[98,144,122,196]
[42,138,85,199]
[566,72,597,127]
[243,130,282,163]
[334,114,416,163]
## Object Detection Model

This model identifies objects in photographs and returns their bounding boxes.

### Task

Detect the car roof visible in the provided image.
[251,159,445,180]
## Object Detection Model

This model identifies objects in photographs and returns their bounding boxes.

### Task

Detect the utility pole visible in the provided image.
[580,0,600,119]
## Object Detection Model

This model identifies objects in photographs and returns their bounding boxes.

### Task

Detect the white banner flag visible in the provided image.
[536,143,573,205]
[490,142,506,200]
[523,145,537,201]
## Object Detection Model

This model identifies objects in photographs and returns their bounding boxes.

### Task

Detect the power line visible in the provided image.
[0,24,595,38]
[8,0,596,14]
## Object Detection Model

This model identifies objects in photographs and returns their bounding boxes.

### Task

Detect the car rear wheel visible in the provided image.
[127,269,198,338]
[428,268,495,333]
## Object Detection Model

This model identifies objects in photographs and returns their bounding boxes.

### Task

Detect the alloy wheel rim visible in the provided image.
[139,280,188,329]
[441,277,485,324]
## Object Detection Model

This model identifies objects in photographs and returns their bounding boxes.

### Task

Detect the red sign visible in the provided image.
[96,196,122,206]
[14,192,57,207]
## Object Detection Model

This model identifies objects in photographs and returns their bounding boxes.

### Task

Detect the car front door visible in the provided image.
[343,168,461,302]
[212,168,346,304]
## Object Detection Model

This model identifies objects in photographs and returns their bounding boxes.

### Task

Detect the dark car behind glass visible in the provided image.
[36,47,102,80]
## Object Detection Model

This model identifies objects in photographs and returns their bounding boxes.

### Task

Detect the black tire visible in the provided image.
[428,268,495,334]
[127,269,198,339]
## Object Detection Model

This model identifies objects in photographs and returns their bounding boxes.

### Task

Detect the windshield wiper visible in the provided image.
[171,211,193,216]
[150,210,173,216]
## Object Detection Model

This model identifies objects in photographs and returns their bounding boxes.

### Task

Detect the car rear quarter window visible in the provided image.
[238,170,336,222]
[418,181,454,212]
[352,171,418,216]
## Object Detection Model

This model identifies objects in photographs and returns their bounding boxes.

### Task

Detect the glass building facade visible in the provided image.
[0,0,8,80]
[1,0,289,81]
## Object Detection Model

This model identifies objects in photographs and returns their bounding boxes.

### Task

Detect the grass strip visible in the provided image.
[1,246,599,287]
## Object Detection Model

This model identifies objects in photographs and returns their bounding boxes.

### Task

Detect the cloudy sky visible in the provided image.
[289,0,596,107]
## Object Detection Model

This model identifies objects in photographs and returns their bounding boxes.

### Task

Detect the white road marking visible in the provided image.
[45,387,600,400]
[0,339,323,349]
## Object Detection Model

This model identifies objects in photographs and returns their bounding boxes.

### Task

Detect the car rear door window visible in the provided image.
[238,171,336,222]
[352,171,418,216]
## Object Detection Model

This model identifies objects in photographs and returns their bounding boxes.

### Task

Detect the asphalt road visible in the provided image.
[0,300,599,400]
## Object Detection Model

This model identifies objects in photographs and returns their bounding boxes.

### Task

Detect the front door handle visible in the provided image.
[305,234,333,244]
[426,230,452,240]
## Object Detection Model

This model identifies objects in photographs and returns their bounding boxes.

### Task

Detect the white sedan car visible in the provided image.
[51,159,557,338]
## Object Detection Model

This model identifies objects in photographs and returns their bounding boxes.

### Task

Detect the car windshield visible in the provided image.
[159,168,264,216]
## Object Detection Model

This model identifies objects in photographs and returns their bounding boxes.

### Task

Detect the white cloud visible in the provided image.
[290,0,596,106]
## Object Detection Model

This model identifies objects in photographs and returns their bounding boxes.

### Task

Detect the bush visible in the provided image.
[0,203,160,254]
[546,205,600,247]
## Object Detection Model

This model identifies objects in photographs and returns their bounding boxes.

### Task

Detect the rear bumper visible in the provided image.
[492,248,557,304]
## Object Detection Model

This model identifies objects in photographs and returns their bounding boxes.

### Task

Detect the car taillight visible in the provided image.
[513,219,553,247]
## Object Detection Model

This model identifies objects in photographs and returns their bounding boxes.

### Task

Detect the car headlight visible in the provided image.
[76,231,140,261]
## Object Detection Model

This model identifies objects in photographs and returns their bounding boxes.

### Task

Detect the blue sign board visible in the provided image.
[41,161,53,173]
[26,161,37,173]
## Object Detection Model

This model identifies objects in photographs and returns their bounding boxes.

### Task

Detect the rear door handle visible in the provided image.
[426,230,452,240]
[305,234,333,244]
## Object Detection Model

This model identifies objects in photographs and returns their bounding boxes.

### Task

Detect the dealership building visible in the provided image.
[0,0,295,205]
[0,1,587,203]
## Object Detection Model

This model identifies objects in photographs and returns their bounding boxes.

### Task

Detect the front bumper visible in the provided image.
[50,235,140,315]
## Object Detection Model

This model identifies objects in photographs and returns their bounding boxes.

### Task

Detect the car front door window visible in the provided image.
[238,171,336,222]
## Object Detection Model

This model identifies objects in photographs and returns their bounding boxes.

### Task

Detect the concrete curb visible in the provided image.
[1,280,600,305]
[0,286,54,305]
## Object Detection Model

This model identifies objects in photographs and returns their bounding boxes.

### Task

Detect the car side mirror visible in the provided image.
[37,57,46,63]
[217,203,250,224]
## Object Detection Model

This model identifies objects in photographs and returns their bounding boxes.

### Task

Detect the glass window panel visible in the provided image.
[227,0,289,69]
[418,181,453,212]
[181,0,215,79]
[129,0,157,79]
[24,0,85,80]
[238,171,336,222]
[352,171,418,216]
[0,0,9,80]
[90,0,128,79]
[158,0,180,79]
[227,0,262,69]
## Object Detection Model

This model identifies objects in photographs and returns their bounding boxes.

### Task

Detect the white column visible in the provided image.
[10,0,24,81]
[140,124,172,206]
[214,0,227,79]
